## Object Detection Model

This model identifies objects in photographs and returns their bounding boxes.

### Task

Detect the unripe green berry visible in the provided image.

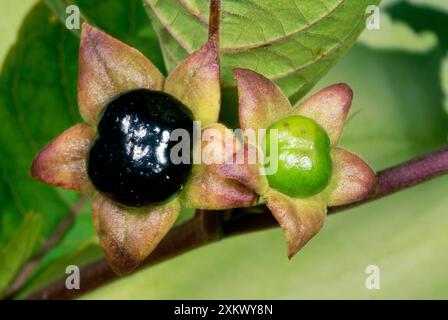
[263,115,332,198]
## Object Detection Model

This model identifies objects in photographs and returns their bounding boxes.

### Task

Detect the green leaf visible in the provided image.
[145,0,379,104]
[83,42,448,299]
[0,212,42,297]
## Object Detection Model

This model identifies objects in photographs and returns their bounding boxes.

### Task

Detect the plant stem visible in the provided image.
[23,146,448,300]
[208,0,221,48]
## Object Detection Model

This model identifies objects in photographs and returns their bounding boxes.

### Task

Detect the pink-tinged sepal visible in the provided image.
[293,84,353,146]
[78,23,164,126]
[233,68,292,131]
[164,40,220,125]
[265,189,326,259]
[324,147,376,206]
[30,123,95,194]
[179,124,258,209]
[92,194,180,275]
[209,143,269,195]
[180,165,258,209]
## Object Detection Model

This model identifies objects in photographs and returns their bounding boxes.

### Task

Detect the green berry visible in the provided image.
[263,115,332,198]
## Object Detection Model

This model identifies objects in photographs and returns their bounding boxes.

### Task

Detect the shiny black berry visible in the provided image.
[88,89,194,207]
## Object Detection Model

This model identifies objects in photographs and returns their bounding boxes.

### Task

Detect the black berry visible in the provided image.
[88,89,194,207]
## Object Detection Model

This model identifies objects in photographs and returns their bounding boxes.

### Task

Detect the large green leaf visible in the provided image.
[0,212,42,297]
[83,38,448,298]
[145,0,379,104]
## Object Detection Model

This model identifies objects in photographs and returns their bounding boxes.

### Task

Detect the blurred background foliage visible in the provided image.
[0,0,447,299]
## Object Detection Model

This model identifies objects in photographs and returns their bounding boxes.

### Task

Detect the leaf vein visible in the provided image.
[221,0,345,53]
[179,0,208,25]
[145,0,194,54]
[270,12,364,82]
